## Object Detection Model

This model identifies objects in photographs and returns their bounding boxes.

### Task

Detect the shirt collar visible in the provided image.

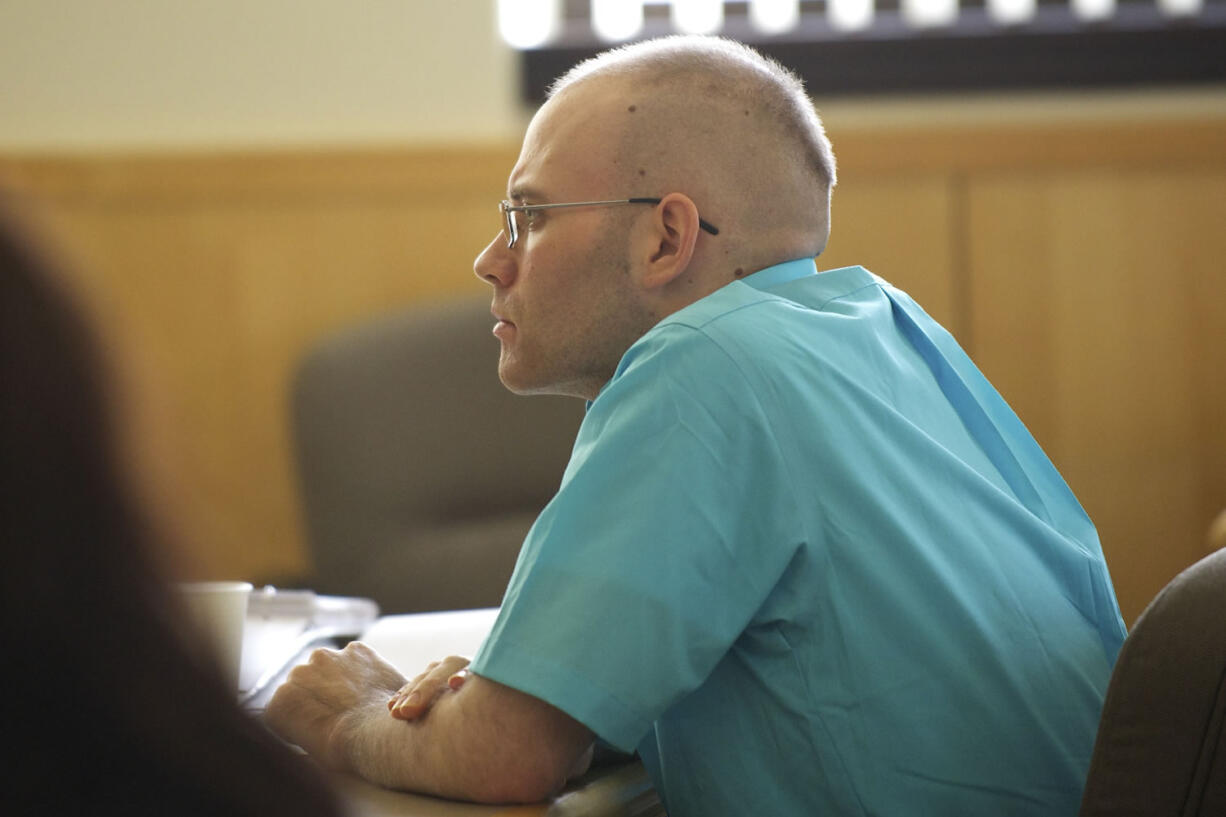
[738,256,819,291]
[586,257,820,410]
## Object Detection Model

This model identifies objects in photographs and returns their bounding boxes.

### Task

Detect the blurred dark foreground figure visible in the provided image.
[0,214,344,817]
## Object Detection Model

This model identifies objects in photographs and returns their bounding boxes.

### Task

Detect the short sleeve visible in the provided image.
[470,324,805,751]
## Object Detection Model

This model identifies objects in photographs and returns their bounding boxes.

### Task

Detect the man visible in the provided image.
[266,36,1126,815]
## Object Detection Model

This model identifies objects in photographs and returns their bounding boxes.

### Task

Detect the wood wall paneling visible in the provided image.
[3,150,518,581]
[2,119,1224,623]
[821,174,960,334]
[968,168,1226,623]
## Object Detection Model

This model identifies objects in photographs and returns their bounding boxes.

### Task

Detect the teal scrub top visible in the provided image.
[470,260,1126,816]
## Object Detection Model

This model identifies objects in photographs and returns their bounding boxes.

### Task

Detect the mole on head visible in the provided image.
[628,105,637,113]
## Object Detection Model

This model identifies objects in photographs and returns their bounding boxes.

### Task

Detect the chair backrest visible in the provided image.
[1080,548,1226,816]
[291,295,584,614]
[1209,508,1226,553]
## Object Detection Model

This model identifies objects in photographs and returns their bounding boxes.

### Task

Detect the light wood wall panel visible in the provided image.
[2,117,1224,622]
[2,149,518,581]
[967,168,1226,623]
[821,175,960,334]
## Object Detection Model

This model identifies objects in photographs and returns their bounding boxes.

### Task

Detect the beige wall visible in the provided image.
[0,0,525,150]
[5,0,1225,152]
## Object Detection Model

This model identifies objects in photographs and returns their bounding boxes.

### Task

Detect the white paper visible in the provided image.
[359,608,500,675]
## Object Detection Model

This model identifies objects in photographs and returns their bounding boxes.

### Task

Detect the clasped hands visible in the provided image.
[265,642,595,801]
[263,643,469,774]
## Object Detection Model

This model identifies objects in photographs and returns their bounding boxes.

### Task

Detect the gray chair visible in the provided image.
[1080,547,1226,815]
[291,295,584,614]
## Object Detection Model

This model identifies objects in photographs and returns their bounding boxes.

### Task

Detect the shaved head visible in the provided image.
[547,36,837,265]
[473,37,841,398]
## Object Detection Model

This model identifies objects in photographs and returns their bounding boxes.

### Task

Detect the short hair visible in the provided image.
[548,35,836,193]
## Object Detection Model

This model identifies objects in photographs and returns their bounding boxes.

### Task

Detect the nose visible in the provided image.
[473,233,516,288]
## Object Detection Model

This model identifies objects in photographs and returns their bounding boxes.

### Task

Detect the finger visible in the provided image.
[405,662,441,691]
[389,656,470,720]
[387,682,417,711]
[390,670,448,720]
[388,658,459,710]
[386,664,437,711]
[387,665,470,707]
[386,662,439,711]
[389,690,427,720]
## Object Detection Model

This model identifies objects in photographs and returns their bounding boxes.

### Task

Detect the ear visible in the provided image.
[637,193,700,290]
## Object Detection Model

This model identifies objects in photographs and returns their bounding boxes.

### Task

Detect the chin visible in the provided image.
[499,376,535,396]
[497,362,537,396]
[498,356,595,399]
[499,368,577,399]
[500,376,553,397]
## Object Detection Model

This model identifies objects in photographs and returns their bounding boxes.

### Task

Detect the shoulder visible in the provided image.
[616,281,789,381]
[599,299,765,425]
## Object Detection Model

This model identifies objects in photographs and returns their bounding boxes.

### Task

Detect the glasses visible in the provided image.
[498,197,720,249]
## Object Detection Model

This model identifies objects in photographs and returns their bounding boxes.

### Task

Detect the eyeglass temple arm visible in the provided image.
[627,198,720,236]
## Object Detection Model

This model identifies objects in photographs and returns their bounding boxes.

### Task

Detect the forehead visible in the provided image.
[507,80,626,201]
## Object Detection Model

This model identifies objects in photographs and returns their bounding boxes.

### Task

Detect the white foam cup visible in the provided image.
[177,580,253,691]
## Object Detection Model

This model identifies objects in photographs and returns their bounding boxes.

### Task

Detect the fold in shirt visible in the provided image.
[472,258,1127,817]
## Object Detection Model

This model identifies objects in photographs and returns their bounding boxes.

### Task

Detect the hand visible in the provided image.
[387,655,471,721]
[264,641,407,771]
[268,646,594,802]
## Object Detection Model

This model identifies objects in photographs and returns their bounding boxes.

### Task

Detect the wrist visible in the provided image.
[335,702,418,791]
[324,705,370,775]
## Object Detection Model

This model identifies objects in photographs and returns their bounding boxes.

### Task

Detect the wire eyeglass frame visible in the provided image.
[499,197,720,249]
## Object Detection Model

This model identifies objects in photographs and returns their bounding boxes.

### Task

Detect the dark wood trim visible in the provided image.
[520,10,1226,102]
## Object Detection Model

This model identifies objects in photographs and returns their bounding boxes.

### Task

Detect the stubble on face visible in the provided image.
[494,82,660,401]
[497,220,653,400]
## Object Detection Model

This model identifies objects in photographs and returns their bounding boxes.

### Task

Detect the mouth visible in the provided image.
[491,307,515,339]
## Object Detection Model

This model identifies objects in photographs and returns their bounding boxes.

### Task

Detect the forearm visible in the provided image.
[264,643,594,804]
[336,676,594,804]
[337,698,470,798]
